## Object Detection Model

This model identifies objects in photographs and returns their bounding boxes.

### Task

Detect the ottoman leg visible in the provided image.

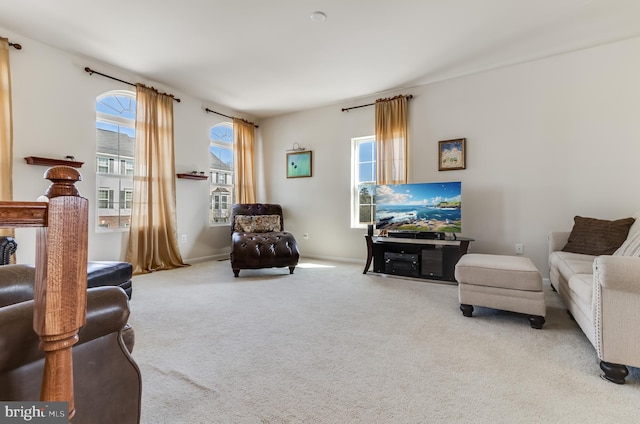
[528,315,545,329]
[289,266,295,274]
[233,269,240,277]
[460,304,473,317]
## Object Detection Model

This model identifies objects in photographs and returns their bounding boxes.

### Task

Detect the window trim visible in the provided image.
[95,90,136,232]
[209,122,234,227]
[351,135,376,229]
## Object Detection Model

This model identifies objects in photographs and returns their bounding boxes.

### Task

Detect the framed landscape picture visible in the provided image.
[286,150,312,178]
[438,138,466,171]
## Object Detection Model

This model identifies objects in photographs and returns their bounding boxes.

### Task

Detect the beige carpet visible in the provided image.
[128,259,640,424]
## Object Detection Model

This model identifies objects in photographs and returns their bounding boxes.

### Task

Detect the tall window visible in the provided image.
[209,123,234,224]
[95,90,136,230]
[351,135,376,228]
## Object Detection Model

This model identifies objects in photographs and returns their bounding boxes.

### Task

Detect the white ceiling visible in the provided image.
[1,0,640,119]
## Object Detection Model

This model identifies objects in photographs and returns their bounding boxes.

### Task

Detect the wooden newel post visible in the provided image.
[33,166,88,421]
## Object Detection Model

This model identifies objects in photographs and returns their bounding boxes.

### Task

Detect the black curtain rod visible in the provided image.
[341,94,413,112]
[84,67,181,102]
[2,36,22,49]
[205,108,259,128]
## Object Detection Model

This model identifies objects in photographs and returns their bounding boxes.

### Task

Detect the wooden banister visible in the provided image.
[0,166,87,421]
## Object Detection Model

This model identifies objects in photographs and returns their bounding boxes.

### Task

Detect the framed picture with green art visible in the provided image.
[286,150,312,178]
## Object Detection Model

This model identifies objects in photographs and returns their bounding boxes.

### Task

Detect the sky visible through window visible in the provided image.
[210,124,233,166]
[96,94,136,137]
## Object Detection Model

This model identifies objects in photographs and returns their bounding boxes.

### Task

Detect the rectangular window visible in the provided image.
[351,136,376,228]
[119,189,132,209]
[97,157,109,173]
[98,188,109,209]
[98,188,114,209]
[96,121,135,229]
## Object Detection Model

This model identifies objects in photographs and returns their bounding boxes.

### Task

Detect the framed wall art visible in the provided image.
[286,150,312,178]
[438,138,466,171]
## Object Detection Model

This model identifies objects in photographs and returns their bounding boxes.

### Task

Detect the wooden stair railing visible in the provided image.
[0,166,88,421]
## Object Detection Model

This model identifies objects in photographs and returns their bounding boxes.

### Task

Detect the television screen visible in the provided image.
[374,182,462,234]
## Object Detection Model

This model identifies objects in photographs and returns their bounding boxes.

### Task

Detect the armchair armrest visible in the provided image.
[548,231,570,254]
[0,236,17,265]
[0,286,132,373]
[0,265,35,307]
[593,255,640,294]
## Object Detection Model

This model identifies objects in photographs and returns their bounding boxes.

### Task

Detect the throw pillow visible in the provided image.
[234,215,281,233]
[614,227,640,256]
[562,216,635,256]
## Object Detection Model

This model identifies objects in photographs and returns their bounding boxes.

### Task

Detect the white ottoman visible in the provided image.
[455,254,546,329]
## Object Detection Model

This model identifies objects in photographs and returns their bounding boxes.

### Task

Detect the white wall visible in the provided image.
[5,25,640,277]
[3,26,254,265]
[259,36,640,277]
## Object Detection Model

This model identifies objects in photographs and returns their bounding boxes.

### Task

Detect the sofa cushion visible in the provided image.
[549,251,595,270]
[567,273,593,320]
[557,257,595,283]
[233,215,281,233]
[562,216,634,255]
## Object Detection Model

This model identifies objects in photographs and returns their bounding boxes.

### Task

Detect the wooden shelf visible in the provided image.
[24,156,84,168]
[176,173,208,180]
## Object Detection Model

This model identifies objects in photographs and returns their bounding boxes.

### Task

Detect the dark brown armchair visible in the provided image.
[0,274,141,423]
[230,203,300,277]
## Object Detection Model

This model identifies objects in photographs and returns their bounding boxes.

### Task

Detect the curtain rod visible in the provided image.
[2,36,22,49]
[84,67,181,102]
[341,94,413,112]
[204,108,259,128]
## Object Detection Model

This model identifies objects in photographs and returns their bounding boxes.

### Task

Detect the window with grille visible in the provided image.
[95,90,136,230]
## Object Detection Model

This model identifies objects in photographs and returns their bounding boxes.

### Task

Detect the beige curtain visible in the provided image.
[375,95,408,184]
[0,38,15,262]
[126,84,186,274]
[233,118,256,203]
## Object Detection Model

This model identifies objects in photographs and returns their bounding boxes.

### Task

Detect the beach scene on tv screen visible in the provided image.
[375,182,462,233]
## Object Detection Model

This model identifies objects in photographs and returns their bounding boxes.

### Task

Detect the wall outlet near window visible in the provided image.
[515,243,524,255]
[181,234,188,244]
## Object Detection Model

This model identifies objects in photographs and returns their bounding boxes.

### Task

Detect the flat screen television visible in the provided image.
[374,181,462,237]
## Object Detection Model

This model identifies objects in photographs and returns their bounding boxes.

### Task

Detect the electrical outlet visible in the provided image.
[303,233,309,240]
[181,234,188,244]
[515,243,524,255]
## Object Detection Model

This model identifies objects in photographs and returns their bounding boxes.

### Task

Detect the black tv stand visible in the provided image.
[416,231,446,240]
[363,235,474,282]
[387,231,449,240]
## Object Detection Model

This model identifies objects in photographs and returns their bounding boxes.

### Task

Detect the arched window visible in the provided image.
[95,90,136,230]
[209,122,234,225]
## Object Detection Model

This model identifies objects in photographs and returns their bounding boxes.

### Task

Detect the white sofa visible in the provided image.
[548,214,640,384]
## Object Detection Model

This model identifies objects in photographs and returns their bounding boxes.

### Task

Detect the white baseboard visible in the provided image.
[299,254,363,265]
[184,254,228,264]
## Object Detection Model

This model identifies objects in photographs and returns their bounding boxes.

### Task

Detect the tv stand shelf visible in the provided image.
[364,235,473,282]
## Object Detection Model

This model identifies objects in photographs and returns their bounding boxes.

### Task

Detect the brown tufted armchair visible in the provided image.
[230,203,300,277]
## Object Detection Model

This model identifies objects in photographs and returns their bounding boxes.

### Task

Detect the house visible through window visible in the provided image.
[209,123,234,224]
[95,90,136,229]
[351,135,376,228]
